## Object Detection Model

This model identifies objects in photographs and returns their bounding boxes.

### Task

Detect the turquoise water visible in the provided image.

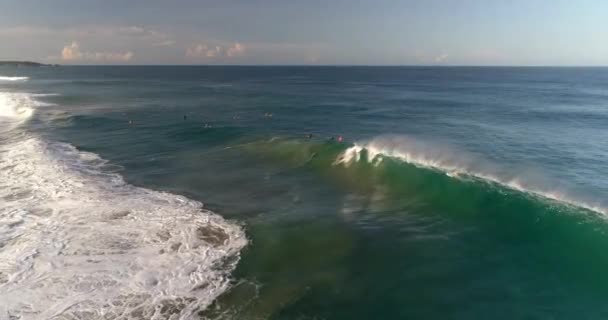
[1,66,608,319]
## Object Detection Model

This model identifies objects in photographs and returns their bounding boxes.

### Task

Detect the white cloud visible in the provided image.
[186,44,216,57]
[61,42,83,60]
[90,51,134,61]
[226,43,245,57]
[61,42,134,62]
[434,53,449,63]
[186,42,246,58]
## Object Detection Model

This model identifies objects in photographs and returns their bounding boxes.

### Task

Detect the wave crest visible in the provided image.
[0,76,29,81]
[335,135,607,215]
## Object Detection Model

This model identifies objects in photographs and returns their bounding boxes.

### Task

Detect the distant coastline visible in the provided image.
[0,61,59,67]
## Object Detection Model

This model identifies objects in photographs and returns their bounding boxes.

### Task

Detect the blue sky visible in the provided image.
[1,0,607,65]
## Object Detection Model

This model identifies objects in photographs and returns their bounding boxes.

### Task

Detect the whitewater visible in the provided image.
[0,89,247,319]
[0,76,29,82]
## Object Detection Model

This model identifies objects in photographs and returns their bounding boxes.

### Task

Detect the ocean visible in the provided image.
[1,66,608,319]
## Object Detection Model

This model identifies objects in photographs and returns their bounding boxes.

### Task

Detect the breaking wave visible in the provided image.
[0,76,29,81]
[335,136,607,215]
[0,92,36,121]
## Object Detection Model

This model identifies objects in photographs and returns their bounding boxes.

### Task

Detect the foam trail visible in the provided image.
[0,76,29,81]
[0,137,247,319]
[334,135,607,215]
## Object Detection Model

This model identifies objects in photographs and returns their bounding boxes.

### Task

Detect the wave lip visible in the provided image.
[335,135,607,215]
[0,137,247,319]
[0,76,29,81]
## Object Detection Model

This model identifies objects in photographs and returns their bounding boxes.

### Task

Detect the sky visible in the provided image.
[1,0,607,65]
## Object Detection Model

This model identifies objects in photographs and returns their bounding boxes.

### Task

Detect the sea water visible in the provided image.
[1,66,608,319]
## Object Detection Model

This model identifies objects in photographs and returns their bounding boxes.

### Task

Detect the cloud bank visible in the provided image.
[2,24,322,64]
[61,42,134,62]
[186,42,245,58]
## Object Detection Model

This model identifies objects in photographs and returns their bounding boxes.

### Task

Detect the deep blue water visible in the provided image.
[1,66,608,319]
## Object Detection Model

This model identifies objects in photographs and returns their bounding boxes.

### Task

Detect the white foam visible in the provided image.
[335,135,607,215]
[31,93,60,97]
[0,137,247,319]
[0,92,36,120]
[0,76,29,82]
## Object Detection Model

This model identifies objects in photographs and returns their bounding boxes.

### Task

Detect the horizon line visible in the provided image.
[2,60,608,68]
[34,64,608,68]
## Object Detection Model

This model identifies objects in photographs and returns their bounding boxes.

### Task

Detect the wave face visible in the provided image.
[0,76,29,81]
[0,137,247,319]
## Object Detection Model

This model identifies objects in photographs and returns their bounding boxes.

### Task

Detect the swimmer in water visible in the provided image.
[337,136,344,143]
